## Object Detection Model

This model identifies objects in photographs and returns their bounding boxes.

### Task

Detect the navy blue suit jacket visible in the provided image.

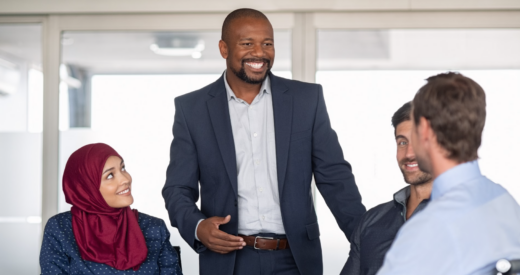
[162,73,365,275]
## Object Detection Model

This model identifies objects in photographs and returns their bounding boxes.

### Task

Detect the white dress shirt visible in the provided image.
[196,72,284,240]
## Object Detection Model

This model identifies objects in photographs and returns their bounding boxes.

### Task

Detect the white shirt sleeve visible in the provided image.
[195,219,204,241]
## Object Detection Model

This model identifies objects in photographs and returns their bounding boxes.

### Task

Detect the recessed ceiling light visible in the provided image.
[150,36,205,59]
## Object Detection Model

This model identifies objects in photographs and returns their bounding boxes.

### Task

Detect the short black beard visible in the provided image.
[402,171,432,186]
[231,58,271,84]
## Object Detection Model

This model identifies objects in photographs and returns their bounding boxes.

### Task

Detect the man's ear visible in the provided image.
[219,40,228,59]
[419,117,434,148]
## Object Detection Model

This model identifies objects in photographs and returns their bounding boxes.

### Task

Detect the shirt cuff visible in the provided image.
[195,219,204,241]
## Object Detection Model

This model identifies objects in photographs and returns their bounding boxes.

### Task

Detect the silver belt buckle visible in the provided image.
[254,236,274,250]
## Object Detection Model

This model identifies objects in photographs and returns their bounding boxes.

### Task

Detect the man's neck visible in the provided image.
[406,181,433,220]
[431,156,460,179]
[427,144,460,179]
[226,70,263,104]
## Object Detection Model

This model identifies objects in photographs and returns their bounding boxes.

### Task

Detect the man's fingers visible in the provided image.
[212,229,244,242]
[209,230,245,247]
[209,237,245,248]
[209,243,243,254]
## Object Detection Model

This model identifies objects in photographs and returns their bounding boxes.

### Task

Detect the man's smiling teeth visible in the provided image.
[117,188,129,195]
[407,163,418,167]
[246,62,263,69]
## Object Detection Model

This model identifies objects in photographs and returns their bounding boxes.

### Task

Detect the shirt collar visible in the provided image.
[431,160,482,200]
[223,70,271,102]
[393,186,410,206]
[393,185,431,221]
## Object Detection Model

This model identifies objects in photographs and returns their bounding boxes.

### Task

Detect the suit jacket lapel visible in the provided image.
[270,73,292,198]
[207,76,238,198]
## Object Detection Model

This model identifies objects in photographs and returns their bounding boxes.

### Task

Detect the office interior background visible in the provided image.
[1,0,520,274]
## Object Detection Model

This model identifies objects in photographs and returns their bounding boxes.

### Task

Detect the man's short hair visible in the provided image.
[392,102,412,134]
[412,72,486,163]
[221,8,269,42]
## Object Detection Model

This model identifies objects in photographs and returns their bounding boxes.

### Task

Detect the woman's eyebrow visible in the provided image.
[103,159,124,174]
[103,167,114,174]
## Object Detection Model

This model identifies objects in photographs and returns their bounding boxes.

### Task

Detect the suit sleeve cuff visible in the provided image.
[194,219,204,241]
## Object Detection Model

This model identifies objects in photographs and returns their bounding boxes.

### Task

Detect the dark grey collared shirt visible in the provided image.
[341,186,430,275]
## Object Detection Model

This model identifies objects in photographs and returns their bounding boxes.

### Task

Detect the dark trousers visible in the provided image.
[233,234,300,275]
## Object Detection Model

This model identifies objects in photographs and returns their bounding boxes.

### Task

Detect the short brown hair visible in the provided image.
[412,72,486,162]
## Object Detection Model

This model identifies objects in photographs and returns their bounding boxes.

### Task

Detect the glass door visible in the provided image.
[0,22,43,274]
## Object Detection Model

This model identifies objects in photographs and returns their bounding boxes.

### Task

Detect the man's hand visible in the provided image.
[197,215,246,254]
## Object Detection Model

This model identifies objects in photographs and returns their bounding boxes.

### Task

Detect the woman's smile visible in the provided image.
[116,188,131,196]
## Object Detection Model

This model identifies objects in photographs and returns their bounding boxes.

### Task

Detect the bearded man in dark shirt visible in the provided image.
[341,102,433,275]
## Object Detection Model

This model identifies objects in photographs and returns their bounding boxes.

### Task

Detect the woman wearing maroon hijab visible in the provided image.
[40,143,182,274]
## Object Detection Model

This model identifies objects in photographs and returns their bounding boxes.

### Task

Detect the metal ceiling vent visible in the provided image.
[150,35,205,59]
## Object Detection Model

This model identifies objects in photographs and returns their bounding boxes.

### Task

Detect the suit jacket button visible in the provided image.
[234,200,237,207]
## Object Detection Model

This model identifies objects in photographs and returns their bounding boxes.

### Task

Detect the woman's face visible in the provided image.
[99,156,134,208]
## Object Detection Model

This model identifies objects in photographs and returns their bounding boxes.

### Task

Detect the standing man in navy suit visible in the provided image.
[162,8,366,275]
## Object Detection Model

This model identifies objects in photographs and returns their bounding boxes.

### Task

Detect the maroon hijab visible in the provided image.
[63,143,148,271]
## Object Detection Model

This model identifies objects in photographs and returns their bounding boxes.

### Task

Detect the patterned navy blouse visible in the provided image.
[40,211,182,275]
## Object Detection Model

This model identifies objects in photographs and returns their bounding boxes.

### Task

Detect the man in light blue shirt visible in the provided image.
[377,72,520,275]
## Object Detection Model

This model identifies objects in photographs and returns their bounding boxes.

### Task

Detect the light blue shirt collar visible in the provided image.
[223,70,271,102]
[431,160,482,200]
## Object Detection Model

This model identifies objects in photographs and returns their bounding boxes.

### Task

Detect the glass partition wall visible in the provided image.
[0,23,43,274]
